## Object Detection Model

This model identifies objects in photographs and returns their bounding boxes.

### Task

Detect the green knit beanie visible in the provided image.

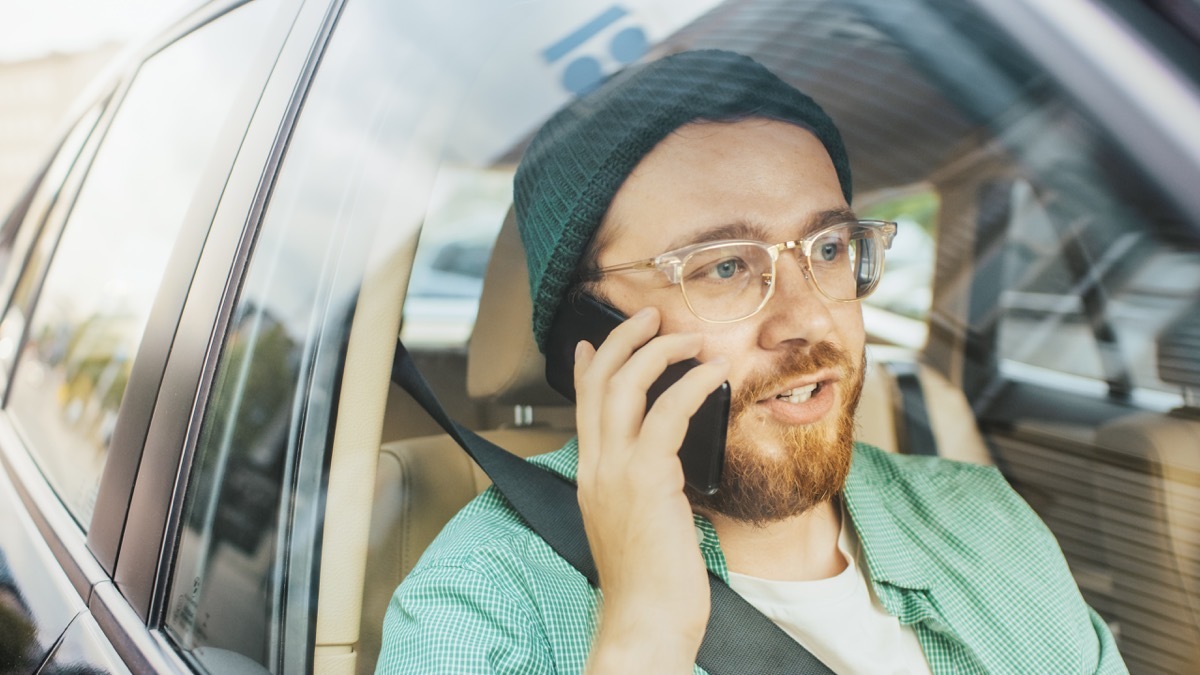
[514,49,852,353]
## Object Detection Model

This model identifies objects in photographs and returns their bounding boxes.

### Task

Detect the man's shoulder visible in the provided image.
[382,441,598,675]
[848,445,1114,670]
[409,441,581,579]
[418,486,539,567]
[851,441,1005,490]
[847,442,1049,539]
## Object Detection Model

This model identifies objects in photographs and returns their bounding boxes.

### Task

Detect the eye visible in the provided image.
[811,230,850,263]
[689,255,750,283]
[818,241,842,262]
[712,258,742,279]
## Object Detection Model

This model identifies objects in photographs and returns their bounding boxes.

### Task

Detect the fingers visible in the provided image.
[569,305,719,662]
[599,331,705,443]
[639,357,729,459]
[574,339,601,480]
[575,306,731,488]
[576,308,703,447]
[575,308,661,457]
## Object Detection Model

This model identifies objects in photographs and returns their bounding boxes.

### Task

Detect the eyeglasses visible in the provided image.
[586,219,897,323]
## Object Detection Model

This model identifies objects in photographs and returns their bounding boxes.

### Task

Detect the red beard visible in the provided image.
[687,342,864,525]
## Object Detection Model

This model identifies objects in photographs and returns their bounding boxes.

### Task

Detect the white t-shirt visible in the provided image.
[726,511,933,675]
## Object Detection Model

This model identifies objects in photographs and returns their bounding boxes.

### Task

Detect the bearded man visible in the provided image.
[378,50,1125,674]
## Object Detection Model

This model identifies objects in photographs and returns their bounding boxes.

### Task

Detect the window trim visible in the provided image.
[105,0,356,667]
[70,0,308,585]
[103,6,344,669]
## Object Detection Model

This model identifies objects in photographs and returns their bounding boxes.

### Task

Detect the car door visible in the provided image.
[0,0,305,670]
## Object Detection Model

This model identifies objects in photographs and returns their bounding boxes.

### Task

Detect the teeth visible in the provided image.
[777,383,819,404]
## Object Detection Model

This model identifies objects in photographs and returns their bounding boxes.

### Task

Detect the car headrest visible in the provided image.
[1159,305,1200,395]
[467,208,569,406]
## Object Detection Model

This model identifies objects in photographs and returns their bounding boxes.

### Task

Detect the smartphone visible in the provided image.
[544,293,728,495]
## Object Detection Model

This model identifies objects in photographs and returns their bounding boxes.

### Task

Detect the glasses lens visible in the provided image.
[807,225,884,301]
[680,243,774,321]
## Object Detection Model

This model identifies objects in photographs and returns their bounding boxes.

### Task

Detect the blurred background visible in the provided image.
[0,0,195,214]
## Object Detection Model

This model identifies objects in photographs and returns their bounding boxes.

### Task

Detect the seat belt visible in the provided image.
[391,339,834,675]
[883,361,938,456]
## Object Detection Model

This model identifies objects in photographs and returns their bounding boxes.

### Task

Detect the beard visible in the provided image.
[686,341,864,526]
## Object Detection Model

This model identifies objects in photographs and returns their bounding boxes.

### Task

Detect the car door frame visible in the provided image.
[94,0,350,671]
[0,0,328,671]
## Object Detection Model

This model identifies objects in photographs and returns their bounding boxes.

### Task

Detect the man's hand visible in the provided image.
[574,306,730,674]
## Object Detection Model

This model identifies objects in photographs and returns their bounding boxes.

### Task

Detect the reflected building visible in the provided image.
[0,46,119,216]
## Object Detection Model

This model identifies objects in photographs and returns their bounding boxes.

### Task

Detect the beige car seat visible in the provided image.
[1093,310,1200,669]
[357,210,991,673]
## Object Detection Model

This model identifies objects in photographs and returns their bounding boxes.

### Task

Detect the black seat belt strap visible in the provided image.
[391,339,596,579]
[883,361,938,456]
[391,339,833,674]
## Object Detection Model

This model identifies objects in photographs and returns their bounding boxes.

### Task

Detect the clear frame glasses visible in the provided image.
[587,219,898,323]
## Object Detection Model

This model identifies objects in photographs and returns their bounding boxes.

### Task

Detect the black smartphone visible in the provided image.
[544,293,728,495]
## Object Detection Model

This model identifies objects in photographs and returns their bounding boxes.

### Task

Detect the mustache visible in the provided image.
[730,342,853,414]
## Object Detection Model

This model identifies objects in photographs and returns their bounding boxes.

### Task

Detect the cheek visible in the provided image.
[640,289,708,334]
[692,323,758,364]
[835,305,866,352]
[599,274,681,320]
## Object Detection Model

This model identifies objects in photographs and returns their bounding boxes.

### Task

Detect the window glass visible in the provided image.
[163,0,499,669]
[4,0,277,528]
[166,280,306,670]
[400,168,512,349]
[379,1,1198,672]
[0,103,100,287]
[991,114,1200,398]
[144,0,1194,672]
[0,104,104,388]
[859,184,939,335]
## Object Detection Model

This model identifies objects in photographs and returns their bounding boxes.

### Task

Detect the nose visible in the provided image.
[756,252,835,349]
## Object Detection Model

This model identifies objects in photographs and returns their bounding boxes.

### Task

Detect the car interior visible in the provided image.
[297,3,1200,673]
[323,194,1200,675]
[4,0,1196,673]
[318,207,993,674]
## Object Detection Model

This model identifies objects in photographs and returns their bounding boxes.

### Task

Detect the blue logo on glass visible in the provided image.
[543,6,648,96]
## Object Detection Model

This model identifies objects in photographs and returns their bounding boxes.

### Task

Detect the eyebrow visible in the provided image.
[665,207,859,251]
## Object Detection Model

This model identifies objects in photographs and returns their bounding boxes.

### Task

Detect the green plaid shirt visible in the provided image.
[378,442,1126,674]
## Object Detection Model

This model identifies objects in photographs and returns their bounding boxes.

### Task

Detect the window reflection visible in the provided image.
[401,167,513,348]
[0,110,104,410]
[4,0,276,528]
[168,301,299,664]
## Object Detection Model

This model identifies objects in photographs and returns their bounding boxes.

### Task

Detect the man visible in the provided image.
[379,50,1125,674]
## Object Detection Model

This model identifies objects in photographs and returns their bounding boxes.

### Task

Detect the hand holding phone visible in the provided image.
[545,293,729,494]
[565,303,724,670]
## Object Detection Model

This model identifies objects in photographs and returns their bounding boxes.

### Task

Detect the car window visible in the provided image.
[1,0,277,529]
[162,0,469,667]
[0,102,103,288]
[379,1,1197,672]
[400,168,512,349]
[858,183,939,344]
[0,104,104,388]
[776,1,1197,671]
[164,254,314,672]
[994,170,1200,399]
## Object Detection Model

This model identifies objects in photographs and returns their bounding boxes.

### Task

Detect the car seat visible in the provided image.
[1094,307,1200,671]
